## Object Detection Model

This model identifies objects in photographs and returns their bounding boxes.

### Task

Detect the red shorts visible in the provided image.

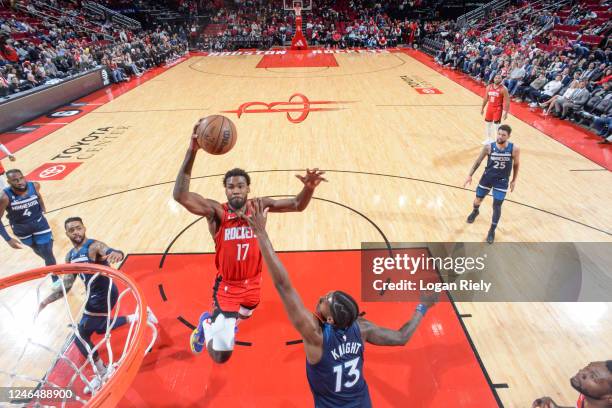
[212,275,261,317]
[485,106,503,123]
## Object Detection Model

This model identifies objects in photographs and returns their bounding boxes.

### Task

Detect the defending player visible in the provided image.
[242,198,438,407]
[38,217,158,393]
[464,124,520,244]
[0,169,57,278]
[481,74,510,145]
[173,129,326,364]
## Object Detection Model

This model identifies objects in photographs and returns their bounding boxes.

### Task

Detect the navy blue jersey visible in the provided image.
[3,182,45,225]
[483,142,513,181]
[66,239,116,314]
[306,322,371,408]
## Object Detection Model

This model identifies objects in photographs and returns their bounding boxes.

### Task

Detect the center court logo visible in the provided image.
[222,93,355,124]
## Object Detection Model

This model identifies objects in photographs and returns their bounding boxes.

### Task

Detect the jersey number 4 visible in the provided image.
[23,208,32,217]
[236,243,249,261]
[333,356,361,392]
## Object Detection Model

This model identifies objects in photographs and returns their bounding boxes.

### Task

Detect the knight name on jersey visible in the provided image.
[224,226,255,241]
[11,200,39,211]
[331,342,363,360]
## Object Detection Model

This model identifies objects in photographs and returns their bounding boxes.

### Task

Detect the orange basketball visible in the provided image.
[195,115,237,155]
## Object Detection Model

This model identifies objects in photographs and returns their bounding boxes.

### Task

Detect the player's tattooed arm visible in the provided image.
[358,292,437,346]
[33,182,46,213]
[242,199,323,361]
[173,132,223,221]
[88,240,124,265]
[263,168,327,213]
[38,273,77,312]
[464,145,490,187]
[0,193,22,249]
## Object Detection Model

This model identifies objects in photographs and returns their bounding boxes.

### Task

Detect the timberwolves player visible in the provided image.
[242,199,438,407]
[173,129,326,364]
[0,169,57,277]
[38,217,157,393]
[464,124,521,244]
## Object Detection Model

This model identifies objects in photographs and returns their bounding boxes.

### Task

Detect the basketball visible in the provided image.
[194,115,237,155]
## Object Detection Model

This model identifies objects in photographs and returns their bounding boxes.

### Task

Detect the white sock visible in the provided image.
[203,318,213,349]
[94,359,106,375]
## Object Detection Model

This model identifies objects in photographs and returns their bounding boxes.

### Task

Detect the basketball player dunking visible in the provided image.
[242,198,438,407]
[464,124,520,244]
[481,74,510,145]
[173,131,326,364]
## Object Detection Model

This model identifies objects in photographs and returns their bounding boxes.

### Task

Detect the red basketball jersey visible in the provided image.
[214,202,263,282]
[576,394,584,408]
[487,84,505,108]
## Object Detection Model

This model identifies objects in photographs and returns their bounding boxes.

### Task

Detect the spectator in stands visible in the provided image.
[527,74,563,107]
[552,80,590,119]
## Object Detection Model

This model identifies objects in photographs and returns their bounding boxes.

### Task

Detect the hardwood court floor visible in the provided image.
[1,49,611,407]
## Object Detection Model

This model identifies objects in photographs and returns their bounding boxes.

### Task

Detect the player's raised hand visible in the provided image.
[101,250,124,265]
[7,238,23,249]
[296,168,327,189]
[419,291,439,308]
[531,397,559,408]
[463,176,472,188]
[241,198,269,234]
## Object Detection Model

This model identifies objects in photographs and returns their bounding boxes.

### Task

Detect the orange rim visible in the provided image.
[0,264,149,408]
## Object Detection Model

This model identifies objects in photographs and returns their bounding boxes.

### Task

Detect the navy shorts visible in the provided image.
[476,174,509,201]
[11,216,53,246]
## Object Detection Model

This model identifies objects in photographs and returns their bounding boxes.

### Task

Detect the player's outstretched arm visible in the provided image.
[357,292,438,346]
[0,192,22,249]
[242,199,323,358]
[263,168,327,213]
[173,133,223,220]
[88,240,124,265]
[464,145,490,188]
[38,273,77,313]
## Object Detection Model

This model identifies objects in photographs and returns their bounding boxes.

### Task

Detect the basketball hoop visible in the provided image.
[0,264,156,407]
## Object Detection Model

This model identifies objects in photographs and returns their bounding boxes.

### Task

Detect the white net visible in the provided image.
[0,265,157,407]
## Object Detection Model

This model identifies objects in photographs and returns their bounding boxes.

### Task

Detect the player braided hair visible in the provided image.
[223,168,250,187]
[329,291,360,330]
